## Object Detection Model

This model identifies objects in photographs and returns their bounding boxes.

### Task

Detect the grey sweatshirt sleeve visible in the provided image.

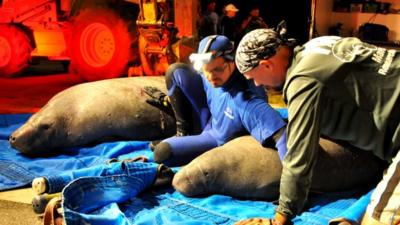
[276,76,324,218]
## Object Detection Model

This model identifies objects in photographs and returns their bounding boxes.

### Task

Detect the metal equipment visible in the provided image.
[0,0,197,80]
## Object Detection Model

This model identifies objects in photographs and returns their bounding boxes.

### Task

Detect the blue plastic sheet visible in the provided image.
[61,176,372,225]
[0,114,371,224]
[0,114,153,191]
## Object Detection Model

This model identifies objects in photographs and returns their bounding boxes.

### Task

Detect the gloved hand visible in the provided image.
[143,86,173,115]
[143,86,168,106]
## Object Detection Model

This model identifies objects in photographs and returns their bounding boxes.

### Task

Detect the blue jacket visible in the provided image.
[202,70,285,145]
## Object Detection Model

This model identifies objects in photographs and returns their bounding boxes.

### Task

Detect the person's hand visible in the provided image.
[142,86,173,116]
[234,213,288,225]
[143,86,167,105]
[274,211,288,225]
[234,218,272,225]
[233,218,285,225]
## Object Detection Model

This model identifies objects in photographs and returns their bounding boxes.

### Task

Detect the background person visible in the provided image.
[197,0,219,40]
[218,4,240,44]
[234,22,400,225]
[240,6,268,35]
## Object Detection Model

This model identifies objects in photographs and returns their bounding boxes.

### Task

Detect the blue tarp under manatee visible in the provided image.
[0,114,372,224]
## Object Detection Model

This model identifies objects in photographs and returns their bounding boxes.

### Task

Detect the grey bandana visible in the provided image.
[235,21,296,74]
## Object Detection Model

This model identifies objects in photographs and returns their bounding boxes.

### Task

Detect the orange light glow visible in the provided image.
[0,36,12,67]
[31,31,67,57]
[79,23,115,68]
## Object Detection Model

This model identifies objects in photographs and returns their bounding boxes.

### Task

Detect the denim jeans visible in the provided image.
[44,161,158,194]
[61,162,160,225]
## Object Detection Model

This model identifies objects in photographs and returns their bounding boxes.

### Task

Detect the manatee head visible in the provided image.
[9,108,68,156]
[172,153,220,197]
[173,165,208,196]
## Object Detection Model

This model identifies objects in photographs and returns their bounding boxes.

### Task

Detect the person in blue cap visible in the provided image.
[144,35,287,167]
[234,21,400,225]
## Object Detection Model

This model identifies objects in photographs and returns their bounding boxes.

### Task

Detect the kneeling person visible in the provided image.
[147,35,287,166]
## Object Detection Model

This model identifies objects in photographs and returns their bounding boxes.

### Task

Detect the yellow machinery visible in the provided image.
[0,0,197,80]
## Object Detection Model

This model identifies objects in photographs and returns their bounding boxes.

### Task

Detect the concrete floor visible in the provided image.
[0,189,42,225]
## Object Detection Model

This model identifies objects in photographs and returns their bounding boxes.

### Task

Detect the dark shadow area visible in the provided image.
[201,0,312,44]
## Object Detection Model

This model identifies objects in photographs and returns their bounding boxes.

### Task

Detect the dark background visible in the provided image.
[200,0,312,44]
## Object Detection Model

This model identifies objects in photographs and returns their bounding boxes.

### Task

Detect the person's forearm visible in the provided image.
[279,77,323,220]
[276,121,319,218]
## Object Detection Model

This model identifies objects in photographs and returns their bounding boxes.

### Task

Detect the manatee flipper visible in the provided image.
[154,164,175,187]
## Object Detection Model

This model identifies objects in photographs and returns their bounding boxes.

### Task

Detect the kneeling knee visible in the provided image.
[153,142,173,163]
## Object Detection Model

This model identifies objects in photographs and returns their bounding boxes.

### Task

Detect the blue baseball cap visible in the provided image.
[190,35,234,71]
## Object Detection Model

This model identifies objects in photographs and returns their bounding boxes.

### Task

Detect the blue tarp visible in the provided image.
[0,114,371,224]
[0,114,154,191]
[60,172,372,225]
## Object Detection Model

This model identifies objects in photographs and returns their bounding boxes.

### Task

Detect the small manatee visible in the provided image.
[173,136,384,199]
[173,136,282,199]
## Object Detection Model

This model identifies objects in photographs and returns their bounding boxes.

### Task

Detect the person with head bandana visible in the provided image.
[143,35,287,167]
[234,21,400,225]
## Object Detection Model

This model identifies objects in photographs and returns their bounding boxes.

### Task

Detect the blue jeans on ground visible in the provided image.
[44,161,159,194]
[61,162,160,225]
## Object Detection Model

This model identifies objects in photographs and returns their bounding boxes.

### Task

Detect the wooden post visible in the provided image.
[174,0,197,38]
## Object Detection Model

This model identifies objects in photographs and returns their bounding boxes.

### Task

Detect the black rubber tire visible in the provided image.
[68,8,138,81]
[0,24,32,78]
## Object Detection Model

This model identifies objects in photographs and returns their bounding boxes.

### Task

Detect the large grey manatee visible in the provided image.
[9,77,176,155]
[173,136,385,200]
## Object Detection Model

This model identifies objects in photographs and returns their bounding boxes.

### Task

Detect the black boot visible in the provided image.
[168,87,192,137]
[175,121,189,137]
